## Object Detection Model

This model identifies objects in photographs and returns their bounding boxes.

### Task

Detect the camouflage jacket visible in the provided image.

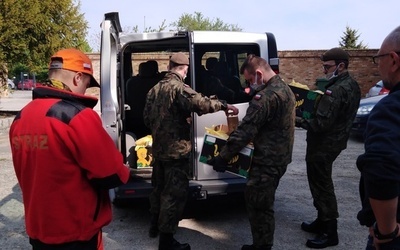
[220,75,296,167]
[304,71,361,150]
[143,71,227,160]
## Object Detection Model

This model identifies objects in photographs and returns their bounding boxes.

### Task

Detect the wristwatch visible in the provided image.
[373,222,399,240]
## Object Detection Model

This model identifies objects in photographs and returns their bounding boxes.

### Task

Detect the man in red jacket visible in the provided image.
[9,48,130,250]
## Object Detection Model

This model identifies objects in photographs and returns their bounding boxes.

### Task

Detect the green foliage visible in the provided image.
[8,62,47,82]
[0,61,7,93]
[9,63,29,80]
[171,12,242,31]
[89,12,241,51]
[144,19,168,33]
[339,26,368,49]
[0,0,89,77]
[35,69,49,82]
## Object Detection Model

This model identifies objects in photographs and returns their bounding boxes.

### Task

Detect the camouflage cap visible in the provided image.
[170,52,189,65]
[321,47,349,62]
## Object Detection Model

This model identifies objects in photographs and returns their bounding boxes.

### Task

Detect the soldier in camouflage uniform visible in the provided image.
[296,48,361,248]
[208,54,296,250]
[143,52,238,250]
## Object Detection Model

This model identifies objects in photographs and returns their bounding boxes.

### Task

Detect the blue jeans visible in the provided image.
[366,235,400,250]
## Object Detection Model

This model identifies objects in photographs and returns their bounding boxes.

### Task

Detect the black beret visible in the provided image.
[321,48,349,61]
[170,52,189,65]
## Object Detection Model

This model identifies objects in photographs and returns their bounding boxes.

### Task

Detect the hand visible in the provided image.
[226,104,239,115]
[206,155,228,173]
[295,117,304,128]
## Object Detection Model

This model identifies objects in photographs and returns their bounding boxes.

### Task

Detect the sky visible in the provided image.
[80,0,398,51]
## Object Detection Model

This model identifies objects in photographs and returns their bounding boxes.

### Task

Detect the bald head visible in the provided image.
[378,26,400,90]
[382,26,400,51]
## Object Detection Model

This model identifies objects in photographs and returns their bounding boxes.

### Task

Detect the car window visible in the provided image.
[194,45,259,104]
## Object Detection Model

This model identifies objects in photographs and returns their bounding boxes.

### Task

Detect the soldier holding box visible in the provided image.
[208,54,296,250]
[296,47,361,248]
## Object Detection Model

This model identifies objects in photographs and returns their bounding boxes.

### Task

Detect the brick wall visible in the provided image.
[88,49,381,97]
[279,49,380,96]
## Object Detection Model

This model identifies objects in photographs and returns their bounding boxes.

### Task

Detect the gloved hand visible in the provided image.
[226,104,239,116]
[207,155,228,173]
[295,117,305,128]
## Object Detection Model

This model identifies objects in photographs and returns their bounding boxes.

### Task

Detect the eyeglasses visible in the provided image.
[372,51,400,64]
[322,64,336,71]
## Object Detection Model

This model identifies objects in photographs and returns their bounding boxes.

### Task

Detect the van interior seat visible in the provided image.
[125,60,161,139]
[214,61,249,103]
[142,60,159,77]
[205,57,218,74]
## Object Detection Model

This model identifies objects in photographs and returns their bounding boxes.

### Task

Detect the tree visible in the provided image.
[339,26,368,49]
[89,12,241,51]
[0,62,8,94]
[171,12,242,31]
[89,20,168,52]
[0,0,89,77]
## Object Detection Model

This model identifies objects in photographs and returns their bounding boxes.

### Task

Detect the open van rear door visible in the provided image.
[100,13,123,147]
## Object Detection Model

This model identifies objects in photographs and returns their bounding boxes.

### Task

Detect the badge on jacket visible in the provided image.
[253,94,262,100]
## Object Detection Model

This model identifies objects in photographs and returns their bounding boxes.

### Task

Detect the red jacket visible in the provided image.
[9,86,130,244]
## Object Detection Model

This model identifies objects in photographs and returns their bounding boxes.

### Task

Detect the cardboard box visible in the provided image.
[135,146,153,168]
[199,133,253,178]
[289,85,323,119]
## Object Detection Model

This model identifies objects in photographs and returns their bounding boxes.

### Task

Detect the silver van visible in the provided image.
[100,12,280,204]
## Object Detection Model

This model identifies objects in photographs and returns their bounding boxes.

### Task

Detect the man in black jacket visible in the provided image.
[357,25,400,250]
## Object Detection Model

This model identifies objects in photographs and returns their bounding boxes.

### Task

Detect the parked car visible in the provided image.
[17,79,42,90]
[352,94,388,138]
[7,79,15,89]
[365,80,389,97]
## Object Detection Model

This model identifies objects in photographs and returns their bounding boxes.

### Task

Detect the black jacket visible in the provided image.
[357,82,400,226]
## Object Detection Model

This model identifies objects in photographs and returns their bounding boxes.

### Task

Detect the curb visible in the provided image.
[0,117,14,131]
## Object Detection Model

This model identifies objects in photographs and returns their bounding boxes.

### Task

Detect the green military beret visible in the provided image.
[170,52,189,65]
[321,48,349,62]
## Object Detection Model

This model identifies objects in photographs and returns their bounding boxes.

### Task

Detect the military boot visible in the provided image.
[149,213,159,238]
[241,244,272,250]
[306,219,339,249]
[301,218,324,234]
[158,233,191,250]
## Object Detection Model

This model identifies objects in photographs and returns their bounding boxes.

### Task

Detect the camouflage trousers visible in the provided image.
[149,159,189,234]
[245,164,287,247]
[306,147,342,221]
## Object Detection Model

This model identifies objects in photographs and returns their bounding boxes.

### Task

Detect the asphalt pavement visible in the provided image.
[0,89,33,111]
[0,90,29,130]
